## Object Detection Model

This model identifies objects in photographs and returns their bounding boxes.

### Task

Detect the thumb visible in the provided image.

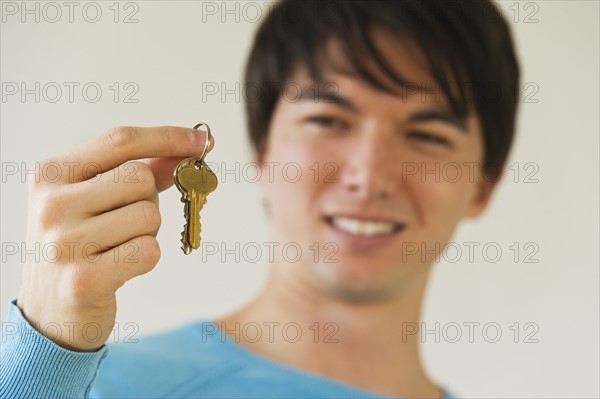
[145,133,215,192]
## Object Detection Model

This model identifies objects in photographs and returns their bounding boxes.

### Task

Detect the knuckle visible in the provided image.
[36,191,66,228]
[159,126,172,142]
[106,126,136,148]
[139,200,161,230]
[70,266,95,300]
[32,158,58,186]
[128,162,155,193]
[49,227,83,248]
[140,236,161,266]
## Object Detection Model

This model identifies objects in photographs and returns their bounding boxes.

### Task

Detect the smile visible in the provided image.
[325,216,405,237]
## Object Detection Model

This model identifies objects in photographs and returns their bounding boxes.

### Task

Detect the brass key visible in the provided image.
[174,123,217,254]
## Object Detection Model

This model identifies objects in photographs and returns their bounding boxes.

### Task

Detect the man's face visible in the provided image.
[259,30,491,301]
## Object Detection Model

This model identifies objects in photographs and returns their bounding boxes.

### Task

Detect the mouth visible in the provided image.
[322,214,406,252]
[324,215,405,237]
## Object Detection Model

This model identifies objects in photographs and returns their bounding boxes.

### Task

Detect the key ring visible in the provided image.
[192,122,212,161]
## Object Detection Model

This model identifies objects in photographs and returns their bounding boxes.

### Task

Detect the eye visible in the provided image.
[306,115,346,129]
[407,131,451,147]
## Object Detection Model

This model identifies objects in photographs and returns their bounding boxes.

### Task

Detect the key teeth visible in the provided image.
[197,213,202,249]
[180,230,191,255]
[181,244,191,255]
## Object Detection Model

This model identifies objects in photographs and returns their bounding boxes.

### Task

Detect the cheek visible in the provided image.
[262,139,323,193]
[261,112,343,196]
[407,163,479,231]
[404,127,484,227]
[259,127,336,236]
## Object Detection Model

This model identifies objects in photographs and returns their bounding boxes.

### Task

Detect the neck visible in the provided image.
[214,261,443,399]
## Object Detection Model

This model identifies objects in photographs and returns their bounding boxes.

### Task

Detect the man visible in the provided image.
[1,1,519,398]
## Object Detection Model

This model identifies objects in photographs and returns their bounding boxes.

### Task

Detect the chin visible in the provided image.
[307,258,409,303]
[305,244,437,303]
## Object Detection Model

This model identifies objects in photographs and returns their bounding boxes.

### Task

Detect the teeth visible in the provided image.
[331,217,397,237]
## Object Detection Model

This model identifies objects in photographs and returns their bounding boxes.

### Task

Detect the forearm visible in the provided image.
[1,299,108,399]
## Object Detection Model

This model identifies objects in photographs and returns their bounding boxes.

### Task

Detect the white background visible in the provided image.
[1,1,598,398]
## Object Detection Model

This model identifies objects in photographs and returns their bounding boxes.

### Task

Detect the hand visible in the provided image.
[16,126,213,351]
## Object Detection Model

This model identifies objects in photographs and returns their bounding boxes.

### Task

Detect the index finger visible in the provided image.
[46,126,215,184]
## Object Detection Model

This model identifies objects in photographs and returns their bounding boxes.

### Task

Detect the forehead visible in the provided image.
[305,28,447,106]
[282,32,466,124]
[280,29,481,135]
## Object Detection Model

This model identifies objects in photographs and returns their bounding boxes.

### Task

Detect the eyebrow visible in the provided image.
[297,87,467,132]
[407,109,468,132]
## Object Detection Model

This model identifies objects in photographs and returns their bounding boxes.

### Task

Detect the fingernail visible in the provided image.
[188,130,202,147]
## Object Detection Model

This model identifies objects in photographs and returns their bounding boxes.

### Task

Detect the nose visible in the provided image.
[340,129,398,201]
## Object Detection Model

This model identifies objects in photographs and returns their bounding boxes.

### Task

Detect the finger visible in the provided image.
[47,126,215,184]
[81,200,161,251]
[72,162,158,215]
[95,235,161,291]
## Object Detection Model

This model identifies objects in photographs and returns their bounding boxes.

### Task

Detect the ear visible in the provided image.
[464,170,501,219]
[255,141,271,190]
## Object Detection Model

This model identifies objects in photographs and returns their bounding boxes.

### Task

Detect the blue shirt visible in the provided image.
[1,299,458,398]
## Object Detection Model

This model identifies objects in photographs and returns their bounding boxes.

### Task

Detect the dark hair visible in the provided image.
[244,0,520,180]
